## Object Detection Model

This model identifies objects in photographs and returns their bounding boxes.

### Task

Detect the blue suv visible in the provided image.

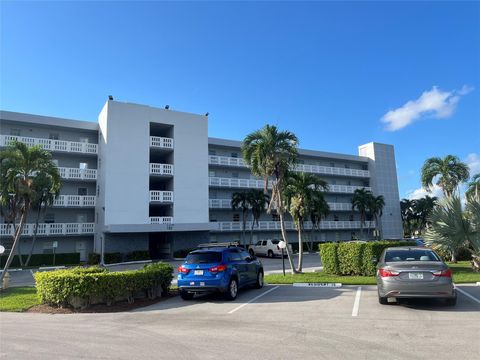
[177,243,264,300]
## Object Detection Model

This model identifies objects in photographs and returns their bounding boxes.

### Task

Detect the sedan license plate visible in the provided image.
[194,270,204,276]
[408,272,424,280]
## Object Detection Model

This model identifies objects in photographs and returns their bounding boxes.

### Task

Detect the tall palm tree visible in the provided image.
[400,198,416,237]
[284,173,328,272]
[309,192,329,251]
[0,141,61,284]
[247,189,269,245]
[368,195,385,239]
[421,155,470,197]
[231,191,250,247]
[466,173,480,201]
[242,125,298,273]
[351,188,372,239]
[413,195,438,234]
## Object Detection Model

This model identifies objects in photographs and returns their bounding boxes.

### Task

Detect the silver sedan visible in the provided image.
[376,247,456,306]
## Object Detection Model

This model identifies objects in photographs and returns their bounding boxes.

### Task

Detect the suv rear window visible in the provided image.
[186,252,222,264]
[385,250,440,262]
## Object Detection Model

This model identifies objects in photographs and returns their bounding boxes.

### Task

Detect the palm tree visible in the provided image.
[400,198,416,237]
[368,195,385,239]
[247,189,269,245]
[242,125,298,273]
[421,155,470,197]
[284,173,328,271]
[351,188,372,239]
[231,191,250,247]
[466,173,480,201]
[424,195,472,263]
[466,197,480,270]
[413,195,438,234]
[0,141,61,284]
[309,192,329,251]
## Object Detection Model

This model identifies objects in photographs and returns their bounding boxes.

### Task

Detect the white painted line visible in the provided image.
[456,287,480,305]
[352,286,362,317]
[293,283,342,288]
[228,286,279,314]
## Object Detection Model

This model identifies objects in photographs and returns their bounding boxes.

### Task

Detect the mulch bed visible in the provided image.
[26,290,178,314]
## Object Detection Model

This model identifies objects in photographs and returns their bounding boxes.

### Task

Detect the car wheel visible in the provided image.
[225,278,238,300]
[378,294,388,305]
[446,296,457,306]
[267,250,274,258]
[249,249,255,257]
[180,291,194,300]
[255,270,264,289]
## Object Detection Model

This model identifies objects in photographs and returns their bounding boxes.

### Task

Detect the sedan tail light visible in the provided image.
[209,264,227,274]
[432,269,452,277]
[379,268,400,277]
[178,265,190,274]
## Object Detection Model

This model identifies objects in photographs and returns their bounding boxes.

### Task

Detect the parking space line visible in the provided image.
[228,286,279,314]
[456,287,480,305]
[351,286,362,317]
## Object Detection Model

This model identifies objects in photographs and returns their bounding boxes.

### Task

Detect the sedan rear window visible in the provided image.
[186,252,222,264]
[385,250,441,262]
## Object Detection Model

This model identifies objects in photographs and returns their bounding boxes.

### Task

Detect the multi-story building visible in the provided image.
[0,100,403,260]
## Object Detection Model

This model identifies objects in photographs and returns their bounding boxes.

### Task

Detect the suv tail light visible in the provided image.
[379,268,400,277]
[209,264,227,274]
[433,269,452,277]
[178,265,190,274]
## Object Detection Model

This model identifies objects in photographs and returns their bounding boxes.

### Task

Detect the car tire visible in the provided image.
[446,296,457,306]
[267,250,274,258]
[249,249,255,257]
[225,278,238,300]
[378,295,388,305]
[254,270,264,289]
[180,291,194,300]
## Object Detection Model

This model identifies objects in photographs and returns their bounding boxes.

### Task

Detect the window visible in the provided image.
[334,215,339,221]
[228,250,242,262]
[49,133,59,140]
[256,241,262,246]
[347,180,351,186]
[240,251,251,261]
[77,214,87,223]
[231,152,238,158]
[231,172,239,178]
[79,162,88,170]
[261,241,267,246]
[45,213,55,224]
[298,159,304,164]
[42,241,53,254]
[362,164,368,170]
[349,214,354,221]
[10,129,20,136]
[210,190,217,199]
[385,250,440,262]
[272,213,280,221]
[210,218,217,222]
[209,171,215,177]
[186,252,222,264]
[78,188,88,196]
[79,137,89,143]
[52,159,59,166]
[330,162,335,168]
[363,181,369,187]
[233,213,240,222]
[209,149,216,156]
[344,164,350,169]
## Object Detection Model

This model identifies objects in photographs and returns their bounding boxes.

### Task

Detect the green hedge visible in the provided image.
[0,253,80,268]
[125,251,150,262]
[34,262,173,309]
[320,241,417,276]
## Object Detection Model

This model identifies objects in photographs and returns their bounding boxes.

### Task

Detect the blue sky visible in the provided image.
[1,1,479,199]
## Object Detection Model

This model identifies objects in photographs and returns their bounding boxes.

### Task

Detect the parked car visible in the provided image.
[177,243,264,300]
[376,247,456,306]
[249,239,293,258]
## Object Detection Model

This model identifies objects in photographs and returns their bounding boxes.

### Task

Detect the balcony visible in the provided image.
[149,216,173,224]
[1,135,98,154]
[149,163,174,176]
[58,167,97,180]
[208,199,354,211]
[329,185,371,193]
[209,177,270,190]
[0,223,95,237]
[211,221,375,232]
[150,136,173,150]
[208,155,370,177]
[53,195,96,207]
[149,191,173,203]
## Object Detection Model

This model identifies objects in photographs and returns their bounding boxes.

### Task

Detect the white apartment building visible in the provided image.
[0,100,403,260]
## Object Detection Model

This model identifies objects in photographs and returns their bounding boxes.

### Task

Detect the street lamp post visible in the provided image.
[278,240,286,276]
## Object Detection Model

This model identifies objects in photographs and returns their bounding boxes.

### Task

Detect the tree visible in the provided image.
[413,195,438,234]
[242,125,298,273]
[247,189,269,245]
[351,188,372,239]
[231,191,250,247]
[284,172,328,272]
[400,198,416,237]
[466,173,480,202]
[309,192,329,251]
[368,195,385,239]
[466,197,480,271]
[424,195,472,263]
[421,155,469,197]
[0,141,61,284]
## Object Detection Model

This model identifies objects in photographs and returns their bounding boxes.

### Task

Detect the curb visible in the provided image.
[38,266,67,271]
[105,260,152,267]
[0,268,23,272]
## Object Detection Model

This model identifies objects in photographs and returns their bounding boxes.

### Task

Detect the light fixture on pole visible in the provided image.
[278,240,287,276]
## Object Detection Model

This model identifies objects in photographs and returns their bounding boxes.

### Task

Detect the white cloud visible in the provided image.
[381,85,474,131]
[465,153,480,176]
[406,184,443,200]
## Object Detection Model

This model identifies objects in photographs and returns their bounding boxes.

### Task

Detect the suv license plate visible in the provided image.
[194,270,204,275]
[409,272,423,280]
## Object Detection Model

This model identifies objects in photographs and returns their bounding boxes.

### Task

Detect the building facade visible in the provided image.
[0,100,403,260]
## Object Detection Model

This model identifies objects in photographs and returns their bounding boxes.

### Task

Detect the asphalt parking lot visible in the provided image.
[1,283,479,360]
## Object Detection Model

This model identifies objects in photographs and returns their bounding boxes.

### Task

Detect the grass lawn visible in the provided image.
[265,261,480,285]
[0,287,40,312]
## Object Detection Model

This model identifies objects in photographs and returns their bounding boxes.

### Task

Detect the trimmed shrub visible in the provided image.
[104,252,123,264]
[320,240,417,276]
[0,253,80,268]
[88,253,100,265]
[125,251,150,262]
[34,262,174,309]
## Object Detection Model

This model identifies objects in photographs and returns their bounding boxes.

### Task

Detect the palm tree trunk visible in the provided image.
[0,209,28,285]
[242,212,247,247]
[249,220,254,246]
[360,212,364,240]
[451,252,457,263]
[297,226,303,272]
[279,210,297,274]
[25,205,43,267]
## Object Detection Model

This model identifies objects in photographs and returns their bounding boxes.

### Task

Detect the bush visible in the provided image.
[104,252,123,264]
[88,253,100,265]
[434,247,472,262]
[0,253,80,268]
[320,240,417,276]
[125,251,150,262]
[34,262,174,309]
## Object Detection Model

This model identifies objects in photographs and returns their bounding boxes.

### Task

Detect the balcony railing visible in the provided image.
[0,223,95,237]
[149,191,173,202]
[211,221,375,232]
[150,163,174,176]
[150,136,174,149]
[328,185,371,193]
[209,177,270,190]
[149,217,173,224]
[208,155,370,177]
[53,195,96,207]
[1,135,98,154]
[58,167,97,180]
[208,199,354,211]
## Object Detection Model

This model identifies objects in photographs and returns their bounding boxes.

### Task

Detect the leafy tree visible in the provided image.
[368,195,385,239]
[413,195,438,234]
[421,155,469,197]
[231,191,250,247]
[0,141,61,284]
[466,173,480,202]
[351,188,372,239]
[247,189,269,245]
[242,125,298,273]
